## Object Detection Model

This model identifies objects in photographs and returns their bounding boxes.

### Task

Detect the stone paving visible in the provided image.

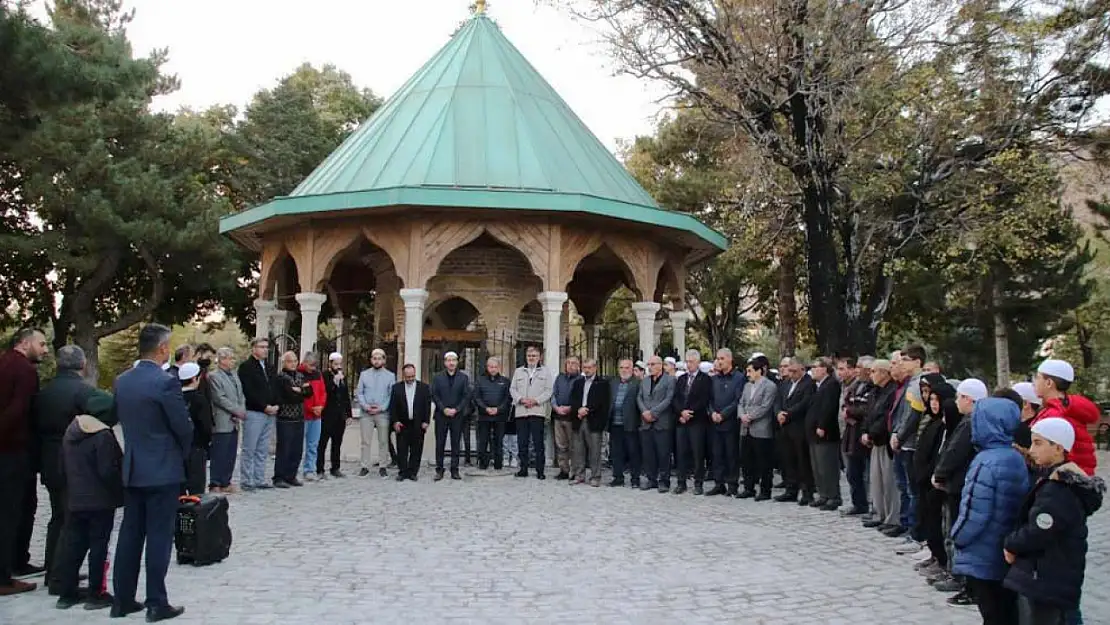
[3,444,1108,625]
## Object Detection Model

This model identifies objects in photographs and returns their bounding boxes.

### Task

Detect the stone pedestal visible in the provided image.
[631,302,661,360]
[295,292,327,360]
[400,288,429,379]
[537,291,568,371]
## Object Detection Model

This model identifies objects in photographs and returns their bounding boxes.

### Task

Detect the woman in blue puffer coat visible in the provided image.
[951,397,1031,625]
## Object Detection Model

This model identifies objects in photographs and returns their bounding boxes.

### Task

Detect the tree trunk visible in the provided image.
[74,328,100,385]
[992,280,1011,387]
[776,250,798,357]
[800,181,847,354]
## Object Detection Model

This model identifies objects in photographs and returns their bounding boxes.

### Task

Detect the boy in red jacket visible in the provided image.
[299,353,328,481]
[1032,359,1099,477]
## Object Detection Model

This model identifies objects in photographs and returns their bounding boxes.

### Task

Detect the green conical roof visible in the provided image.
[221,14,725,252]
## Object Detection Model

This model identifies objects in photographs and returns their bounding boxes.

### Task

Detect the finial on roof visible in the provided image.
[474,0,486,15]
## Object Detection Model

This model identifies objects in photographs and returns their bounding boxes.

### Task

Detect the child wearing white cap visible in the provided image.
[1031,359,1100,477]
[1002,418,1106,624]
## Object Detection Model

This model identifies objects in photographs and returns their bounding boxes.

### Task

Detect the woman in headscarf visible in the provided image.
[912,377,958,584]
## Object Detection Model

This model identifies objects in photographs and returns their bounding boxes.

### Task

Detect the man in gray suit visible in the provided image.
[637,355,675,493]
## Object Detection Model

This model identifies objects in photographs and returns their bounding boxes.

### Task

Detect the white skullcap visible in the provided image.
[161,362,171,371]
[329,352,343,362]
[177,362,201,381]
[750,352,766,360]
[1031,418,1075,452]
[663,356,677,365]
[634,360,646,369]
[444,351,459,360]
[699,361,713,373]
[1012,382,1040,406]
[956,379,988,401]
[1037,359,1075,383]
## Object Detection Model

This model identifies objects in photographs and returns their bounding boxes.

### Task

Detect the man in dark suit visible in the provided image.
[110,323,191,621]
[706,348,744,497]
[568,358,610,486]
[430,352,471,481]
[672,349,712,495]
[774,356,816,505]
[607,359,641,488]
[637,355,676,493]
[805,357,843,511]
[390,364,432,481]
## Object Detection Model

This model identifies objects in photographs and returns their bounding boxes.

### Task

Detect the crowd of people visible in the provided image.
[0,324,1106,625]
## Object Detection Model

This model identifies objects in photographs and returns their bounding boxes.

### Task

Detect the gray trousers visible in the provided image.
[809,441,841,502]
[553,420,574,473]
[571,426,603,480]
[870,446,901,526]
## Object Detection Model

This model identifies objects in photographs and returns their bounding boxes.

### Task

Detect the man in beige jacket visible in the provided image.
[510,345,553,480]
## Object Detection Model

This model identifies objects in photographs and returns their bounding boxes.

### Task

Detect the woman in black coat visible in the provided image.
[272,351,310,487]
[913,381,957,572]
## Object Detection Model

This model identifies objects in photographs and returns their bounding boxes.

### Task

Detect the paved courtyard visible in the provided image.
[3,444,1109,625]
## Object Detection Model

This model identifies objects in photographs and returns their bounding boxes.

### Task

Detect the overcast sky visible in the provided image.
[32,0,670,153]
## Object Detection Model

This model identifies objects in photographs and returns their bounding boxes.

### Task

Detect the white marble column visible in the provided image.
[330,317,347,358]
[631,301,661,360]
[253,298,277,340]
[669,310,691,358]
[400,288,428,379]
[537,291,568,372]
[295,292,327,360]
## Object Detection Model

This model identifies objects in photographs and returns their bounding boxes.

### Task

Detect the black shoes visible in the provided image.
[798,494,814,506]
[288,478,304,487]
[85,592,114,610]
[515,469,528,478]
[395,474,406,482]
[809,497,828,508]
[273,480,291,489]
[56,596,82,610]
[450,470,462,480]
[657,483,670,494]
[330,469,345,478]
[841,506,867,516]
[693,484,704,495]
[773,492,798,503]
[705,485,727,496]
[754,491,772,501]
[630,480,641,489]
[555,471,570,481]
[379,468,388,478]
[13,563,46,578]
[882,525,908,538]
[110,599,144,618]
[820,500,842,511]
[608,478,625,487]
[862,519,884,528]
[146,605,185,622]
[536,472,546,480]
[358,468,371,477]
[434,469,445,482]
[736,490,756,499]
[673,483,688,495]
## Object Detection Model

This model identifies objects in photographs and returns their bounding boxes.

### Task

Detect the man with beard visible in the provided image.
[318,353,351,478]
[774,357,816,505]
[355,349,394,477]
[390,364,432,480]
[0,328,48,596]
[473,357,511,470]
[431,352,471,481]
[671,350,712,495]
[805,357,842,511]
[705,349,744,497]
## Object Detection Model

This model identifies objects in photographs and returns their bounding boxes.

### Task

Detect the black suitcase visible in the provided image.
[174,494,231,566]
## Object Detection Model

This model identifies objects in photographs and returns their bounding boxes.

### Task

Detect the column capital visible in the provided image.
[294,292,327,313]
[630,301,661,320]
[399,288,429,308]
[253,298,278,313]
[536,290,568,313]
[668,310,692,325]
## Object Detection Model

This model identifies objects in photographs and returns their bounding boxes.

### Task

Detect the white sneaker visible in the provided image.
[911,546,933,561]
[303,472,317,482]
[894,540,923,555]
